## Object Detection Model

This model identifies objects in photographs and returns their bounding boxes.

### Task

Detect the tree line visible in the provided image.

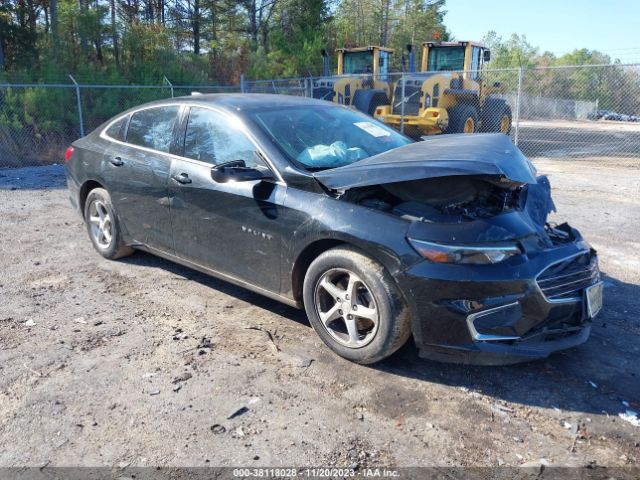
[483,32,640,115]
[0,0,450,83]
[0,0,638,168]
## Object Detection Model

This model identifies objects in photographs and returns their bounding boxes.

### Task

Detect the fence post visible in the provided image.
[163,76,174,98]
[240,74,245,93]
[400,73,406,135]
[514,67,523,145]
[69,74,85,137]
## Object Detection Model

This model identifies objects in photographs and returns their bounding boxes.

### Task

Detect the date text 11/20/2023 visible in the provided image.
[232,468,401,477]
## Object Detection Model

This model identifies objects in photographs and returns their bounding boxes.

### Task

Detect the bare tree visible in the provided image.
[192,0,200,53]
[110,0,120,67]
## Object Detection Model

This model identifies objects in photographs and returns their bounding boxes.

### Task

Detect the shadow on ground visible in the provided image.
[122,251,308,323]
[122,250,640,417]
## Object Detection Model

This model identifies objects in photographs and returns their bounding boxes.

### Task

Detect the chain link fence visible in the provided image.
[243,63,640,161]
[0,80,239,168]
[1,64,639,168]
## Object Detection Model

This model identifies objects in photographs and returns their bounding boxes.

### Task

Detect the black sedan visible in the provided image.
[64,94,603,365]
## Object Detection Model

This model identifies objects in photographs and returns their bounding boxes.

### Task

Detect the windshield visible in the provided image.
[250,106,411,171]
[343,51,374,75]
[428,46,465,71]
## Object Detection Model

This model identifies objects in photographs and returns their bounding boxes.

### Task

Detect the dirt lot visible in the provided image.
[517,120,640,159]
[0,156,639,469]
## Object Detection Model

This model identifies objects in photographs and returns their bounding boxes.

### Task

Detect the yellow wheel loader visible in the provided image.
[313,46,394,115]
[375,41,512,138]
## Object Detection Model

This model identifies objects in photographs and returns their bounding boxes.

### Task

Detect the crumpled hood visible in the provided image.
[312,133,537,190]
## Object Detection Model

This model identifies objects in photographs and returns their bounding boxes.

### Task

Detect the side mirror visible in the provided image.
[483,50,491,62]
[211,159,274,183]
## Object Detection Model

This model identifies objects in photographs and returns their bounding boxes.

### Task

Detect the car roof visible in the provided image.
[143,93,337,112]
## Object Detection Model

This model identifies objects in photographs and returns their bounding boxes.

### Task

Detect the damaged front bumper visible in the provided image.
[395,237,601,365]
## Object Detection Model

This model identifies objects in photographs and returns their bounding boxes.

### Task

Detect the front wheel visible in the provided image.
[303,247,412,364]
[445,104,479,134]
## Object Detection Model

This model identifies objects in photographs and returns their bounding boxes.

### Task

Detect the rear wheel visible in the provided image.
[303,246,412,364]
[445,104,479,134]
[481,99,512,134]
[84,188,133,260]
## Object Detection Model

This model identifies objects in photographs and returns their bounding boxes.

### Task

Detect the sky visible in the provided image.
[443,0,640,62]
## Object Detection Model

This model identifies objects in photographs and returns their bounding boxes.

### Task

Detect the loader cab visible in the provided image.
[421,41,489,80]
[336,46,393,81]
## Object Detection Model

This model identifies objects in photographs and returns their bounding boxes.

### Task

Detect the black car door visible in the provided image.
[104,105,181,252]
[168,105,286,293]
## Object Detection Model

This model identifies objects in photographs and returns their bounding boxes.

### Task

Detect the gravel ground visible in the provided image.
[0,158,639,469]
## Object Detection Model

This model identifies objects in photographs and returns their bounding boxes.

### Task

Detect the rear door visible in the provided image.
[104,105,181,252]
[168,106,286,293]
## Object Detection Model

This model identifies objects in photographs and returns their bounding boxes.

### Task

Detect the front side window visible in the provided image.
[127,106,180,153]
[428,46,465,72]
[183,107,257,167]
[250,105,411,171]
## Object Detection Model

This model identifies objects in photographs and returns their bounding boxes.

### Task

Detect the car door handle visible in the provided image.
[109,156,125,167]
[172,172,192,184]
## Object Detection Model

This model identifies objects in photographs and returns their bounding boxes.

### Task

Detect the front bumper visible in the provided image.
[377,108,449,136]
[395,240,601,365]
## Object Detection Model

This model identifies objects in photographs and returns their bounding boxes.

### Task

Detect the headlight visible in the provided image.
[407,238,521,264]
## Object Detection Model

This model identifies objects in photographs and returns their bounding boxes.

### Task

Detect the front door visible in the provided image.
[168,106,286,293]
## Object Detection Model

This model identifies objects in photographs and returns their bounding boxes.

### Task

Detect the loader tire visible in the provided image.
[445,104,479,134]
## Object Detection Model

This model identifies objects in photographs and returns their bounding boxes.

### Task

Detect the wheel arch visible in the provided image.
[289,235,406,305]
[291,239,347,304]
[79,179,107,219]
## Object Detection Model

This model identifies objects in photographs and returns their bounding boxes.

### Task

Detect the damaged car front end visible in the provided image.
[311,133,602,364]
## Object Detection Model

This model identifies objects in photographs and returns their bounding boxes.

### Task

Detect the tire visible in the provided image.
[497,105,512,134]
[303,246,412,364]
[366,92,390,116]
[352,89,389,116]
[445,104,479,134]
[83,188,134,260]
[481,99,512,134]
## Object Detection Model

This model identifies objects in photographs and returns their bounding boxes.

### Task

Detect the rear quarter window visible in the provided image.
[126,106,180,153]
[104,115,128,141]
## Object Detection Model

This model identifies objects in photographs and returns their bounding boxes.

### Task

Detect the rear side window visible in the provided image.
[127,106,180,153]
[104,116,128,141]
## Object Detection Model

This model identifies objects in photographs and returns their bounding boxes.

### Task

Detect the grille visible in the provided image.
[392,85,421,115]
[537,253,600,301]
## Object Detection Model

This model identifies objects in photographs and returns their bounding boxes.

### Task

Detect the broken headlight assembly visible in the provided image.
[407,238,521,264]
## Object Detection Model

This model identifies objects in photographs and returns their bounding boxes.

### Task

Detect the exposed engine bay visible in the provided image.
[337,173,579,249]
[339,175,525,223]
